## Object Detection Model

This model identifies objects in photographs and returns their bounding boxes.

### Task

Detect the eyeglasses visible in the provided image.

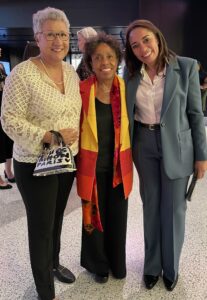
[38,31,70,41]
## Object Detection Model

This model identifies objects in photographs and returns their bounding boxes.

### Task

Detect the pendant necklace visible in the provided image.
[39,58,64,85]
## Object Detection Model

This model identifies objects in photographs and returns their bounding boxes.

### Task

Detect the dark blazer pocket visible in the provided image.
[178,129,194,164]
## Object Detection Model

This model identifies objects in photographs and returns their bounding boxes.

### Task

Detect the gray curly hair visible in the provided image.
[33,7,70,35]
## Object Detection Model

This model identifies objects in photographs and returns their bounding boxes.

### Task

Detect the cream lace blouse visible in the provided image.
[1,59,82,163]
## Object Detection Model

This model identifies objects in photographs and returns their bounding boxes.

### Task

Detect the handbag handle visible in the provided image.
[50,130,66,146]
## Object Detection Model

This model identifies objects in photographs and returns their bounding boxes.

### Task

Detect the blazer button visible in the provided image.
[160,122,166,127]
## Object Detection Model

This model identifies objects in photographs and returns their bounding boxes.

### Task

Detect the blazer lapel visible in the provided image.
[161,57,180,118]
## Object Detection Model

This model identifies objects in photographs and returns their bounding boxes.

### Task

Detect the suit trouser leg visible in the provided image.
[132,125,188,281]
[160,163,188,281]
[14,160,74,300]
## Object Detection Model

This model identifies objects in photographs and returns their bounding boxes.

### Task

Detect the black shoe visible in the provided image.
[53,264,75,283]
[95,273,109,283]
[0,183,12,189]
[163,274,178,291]
[144,275,159,289]
[4,170,15,183]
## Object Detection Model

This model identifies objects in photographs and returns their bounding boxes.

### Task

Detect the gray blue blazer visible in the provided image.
[124,56,207,179]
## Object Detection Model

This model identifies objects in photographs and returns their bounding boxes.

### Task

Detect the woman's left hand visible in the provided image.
[194,160,207,179]
[58,128,79,146]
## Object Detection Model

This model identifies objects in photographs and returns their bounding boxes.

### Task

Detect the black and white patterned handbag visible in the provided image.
[33,131,76,176]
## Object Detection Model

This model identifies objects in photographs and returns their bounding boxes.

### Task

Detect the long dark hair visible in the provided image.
[125,19,175,78]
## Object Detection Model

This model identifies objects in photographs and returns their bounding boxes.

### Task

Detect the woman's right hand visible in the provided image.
[42,128,78,145]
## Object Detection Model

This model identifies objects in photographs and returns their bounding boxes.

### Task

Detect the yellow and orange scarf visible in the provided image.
[77,75,133,233]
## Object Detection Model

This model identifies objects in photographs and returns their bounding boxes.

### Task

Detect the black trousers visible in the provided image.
[14,159,75,300]
[0,120,13,163]
[81,171,128,279]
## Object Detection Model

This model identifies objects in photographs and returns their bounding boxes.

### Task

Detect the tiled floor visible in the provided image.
[0,155,207,299]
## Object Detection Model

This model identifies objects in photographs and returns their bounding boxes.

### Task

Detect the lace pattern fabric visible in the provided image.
[1,60,82,163]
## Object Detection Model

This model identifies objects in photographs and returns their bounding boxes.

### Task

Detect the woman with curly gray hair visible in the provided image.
[76,32,133,283]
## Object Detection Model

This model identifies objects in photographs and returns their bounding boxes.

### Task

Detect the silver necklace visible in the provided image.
[39,58,64,85]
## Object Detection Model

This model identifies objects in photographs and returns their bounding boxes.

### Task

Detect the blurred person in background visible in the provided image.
[76,26,97,80]
[0,54,15,189]
[197,61,207,113]
[22,41,40,61]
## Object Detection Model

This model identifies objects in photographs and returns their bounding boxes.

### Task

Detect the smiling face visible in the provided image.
[91,43,118,83]
[129,27,159,69]
[35,19,69,63]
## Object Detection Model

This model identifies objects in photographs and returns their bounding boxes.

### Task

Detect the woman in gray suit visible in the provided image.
[124,19,207,291]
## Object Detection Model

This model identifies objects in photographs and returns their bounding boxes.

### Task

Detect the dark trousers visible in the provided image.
[81,171,128,279]
[0,119,13,163]
[133,123,189,281]
[14,159,75,300]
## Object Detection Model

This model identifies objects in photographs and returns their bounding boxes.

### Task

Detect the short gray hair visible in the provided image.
[33,7,70,35]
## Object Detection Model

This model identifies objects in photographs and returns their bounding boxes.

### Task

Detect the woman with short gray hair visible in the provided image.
[33,6,70,34]
[1,7,81,300]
